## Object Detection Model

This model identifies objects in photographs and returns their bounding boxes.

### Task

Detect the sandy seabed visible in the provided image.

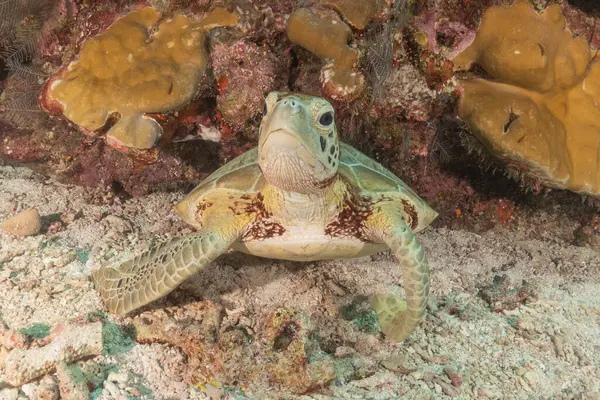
[0,163,599,400]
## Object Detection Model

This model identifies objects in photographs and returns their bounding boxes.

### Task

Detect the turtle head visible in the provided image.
[258,91,340,193]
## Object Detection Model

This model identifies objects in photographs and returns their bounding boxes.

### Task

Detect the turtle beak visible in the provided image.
[262,129,303,152]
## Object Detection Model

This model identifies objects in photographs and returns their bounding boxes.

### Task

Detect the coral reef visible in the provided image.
[1,0,597,213]
[454,0,600,197]
[0,2,240,197]
[568,0,600,14]
[40,6,238,150]
[413,10,475,60]
[369,49,436,121]
[0,0,461,204]
[287,7,366,102]
[0,0,61,129]
[322,0,384,30]
[561,0,600,49]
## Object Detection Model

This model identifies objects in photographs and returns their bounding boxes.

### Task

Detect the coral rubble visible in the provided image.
[454,0,600,197]
[40,6,238,150]
[132,302,335,395]
[3,322,103,386]
[0,208,41,237]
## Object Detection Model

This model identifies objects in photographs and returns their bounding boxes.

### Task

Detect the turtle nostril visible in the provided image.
[282,98,301,113]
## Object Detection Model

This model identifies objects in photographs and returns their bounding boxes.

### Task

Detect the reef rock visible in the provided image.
[322,0,383,30]
[211,39,281,132]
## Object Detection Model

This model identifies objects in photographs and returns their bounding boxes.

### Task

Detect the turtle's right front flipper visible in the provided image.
[366,211,430,343]
[92,231,238,316]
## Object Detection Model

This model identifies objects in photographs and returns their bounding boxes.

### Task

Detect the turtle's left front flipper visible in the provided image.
[92,231,240,316]
[366,214,430,342]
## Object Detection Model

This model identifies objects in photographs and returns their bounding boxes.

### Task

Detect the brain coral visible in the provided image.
[453,0,600,197]
[41,7,237,150]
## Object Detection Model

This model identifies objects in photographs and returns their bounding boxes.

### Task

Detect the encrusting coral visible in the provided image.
[322,0,383,30]
[287,7,366,102]
[40,6,238,150]
[453,0,600,197]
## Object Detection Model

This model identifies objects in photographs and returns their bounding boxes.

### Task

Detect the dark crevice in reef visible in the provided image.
[567,0,600,14]
[0,58,9,81]
[503,108,520,133]
[110,180,133,202]
[287,48,301,90]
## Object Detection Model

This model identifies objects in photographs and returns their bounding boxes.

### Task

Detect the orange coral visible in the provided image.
[43,7,237,150]
[454,0,600,197]
[287,7,365,102]
[322,0,382,30]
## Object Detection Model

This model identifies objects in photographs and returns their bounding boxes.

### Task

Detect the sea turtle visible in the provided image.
[92,92,438,342]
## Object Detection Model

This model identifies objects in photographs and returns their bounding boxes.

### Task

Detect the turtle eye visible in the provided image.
[263,103,268,116]
[319,111,333,126]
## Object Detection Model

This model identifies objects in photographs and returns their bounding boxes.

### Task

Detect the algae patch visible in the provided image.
[18,323,50,340]
[102,321,136,356]
[341,295,381,334]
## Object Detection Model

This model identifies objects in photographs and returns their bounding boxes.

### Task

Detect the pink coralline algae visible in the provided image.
[413,10,476,60]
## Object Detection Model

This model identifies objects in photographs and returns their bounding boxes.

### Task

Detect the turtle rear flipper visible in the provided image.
[92,232,235,316]
[367,215,430,342]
